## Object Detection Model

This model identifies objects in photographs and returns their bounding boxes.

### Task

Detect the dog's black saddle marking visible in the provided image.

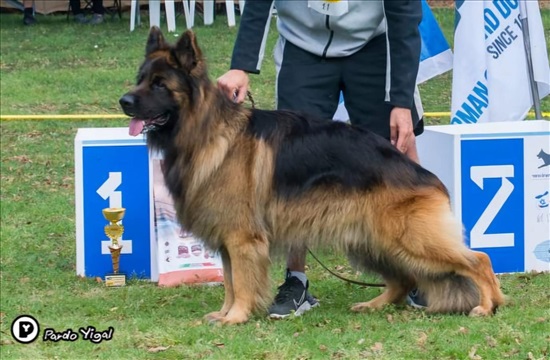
[247,109,441,199]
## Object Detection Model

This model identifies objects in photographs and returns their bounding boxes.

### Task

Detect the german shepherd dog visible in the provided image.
[120,28,505,325]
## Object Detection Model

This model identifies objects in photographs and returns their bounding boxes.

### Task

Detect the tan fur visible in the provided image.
[126,29,505,325]
[180,117,505,323]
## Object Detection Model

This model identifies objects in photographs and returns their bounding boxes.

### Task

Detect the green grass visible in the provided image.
[1,9,550,360]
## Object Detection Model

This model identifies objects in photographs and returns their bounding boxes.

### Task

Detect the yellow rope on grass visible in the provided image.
[0,114,128,121]
[0,112,549,121]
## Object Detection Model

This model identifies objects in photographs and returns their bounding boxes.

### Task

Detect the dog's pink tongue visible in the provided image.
[129,118,144,136]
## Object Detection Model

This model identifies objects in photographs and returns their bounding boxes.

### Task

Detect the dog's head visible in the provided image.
[119,27,207,139]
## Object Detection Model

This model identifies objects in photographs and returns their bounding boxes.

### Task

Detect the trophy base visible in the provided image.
[105,273,127,287]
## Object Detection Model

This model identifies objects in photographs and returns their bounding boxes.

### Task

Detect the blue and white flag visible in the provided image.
[417,0,454,84]
[334,0,452,121]
[451,0,550,124]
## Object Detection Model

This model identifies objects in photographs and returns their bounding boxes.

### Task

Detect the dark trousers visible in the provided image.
[70,0,104,15]
[276,35,422,140]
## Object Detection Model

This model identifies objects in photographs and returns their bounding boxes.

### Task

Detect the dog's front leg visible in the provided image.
[204,246,234,323]
[218,231,271,325]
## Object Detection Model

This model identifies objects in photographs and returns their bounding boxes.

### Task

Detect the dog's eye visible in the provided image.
[152,78,166,90]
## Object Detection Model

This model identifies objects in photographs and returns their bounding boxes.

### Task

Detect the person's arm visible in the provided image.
[218,0,274,102]
[383,0,422,154]
[383,0,422,109]
[230,0,275,74]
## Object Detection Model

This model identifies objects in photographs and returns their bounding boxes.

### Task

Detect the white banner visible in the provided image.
[451,0,550,124]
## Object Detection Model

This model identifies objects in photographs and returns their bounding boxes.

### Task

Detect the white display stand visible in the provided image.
[417,120,550,273]
[75,128,158,280]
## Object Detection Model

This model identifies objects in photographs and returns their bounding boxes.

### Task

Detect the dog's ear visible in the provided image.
[173,30,204,74]
[146,26,167,56]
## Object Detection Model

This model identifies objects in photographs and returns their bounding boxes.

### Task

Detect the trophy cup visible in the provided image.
[102,207,127,287]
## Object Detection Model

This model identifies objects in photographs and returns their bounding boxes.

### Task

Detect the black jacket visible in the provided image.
[230,0,423,110]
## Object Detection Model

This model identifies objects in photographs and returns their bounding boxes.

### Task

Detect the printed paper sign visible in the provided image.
[152,159,224,287]
[308,0,348,16]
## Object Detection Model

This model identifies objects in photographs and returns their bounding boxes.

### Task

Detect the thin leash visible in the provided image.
[233,90,256,109]
[307,248,386,288]
[246,91,256,109]
[246,91,383,288]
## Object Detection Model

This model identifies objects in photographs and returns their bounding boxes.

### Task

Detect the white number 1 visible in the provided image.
[96,172,122,208]
[470,165,515,248]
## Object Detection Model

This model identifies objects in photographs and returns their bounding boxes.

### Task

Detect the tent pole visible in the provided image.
[519,0,543,119]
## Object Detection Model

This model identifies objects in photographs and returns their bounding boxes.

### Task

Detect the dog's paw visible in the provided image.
[218,306,251,325]
[350,302,377,312]
[204,311,225,324]
[220,313,249,325]
[469,305,492,317]
[205,310,250,325]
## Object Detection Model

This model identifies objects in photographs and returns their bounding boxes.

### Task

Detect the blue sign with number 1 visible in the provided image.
[82,144,152,278]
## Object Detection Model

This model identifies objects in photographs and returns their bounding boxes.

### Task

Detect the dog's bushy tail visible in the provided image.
[418,275,479,314]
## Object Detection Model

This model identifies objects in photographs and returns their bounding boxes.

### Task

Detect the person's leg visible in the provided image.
[286,249,306,274]
[71,0,89,23]
[92,0,105,14]
[275,39,341,118]
[342,34,422,160]
[269,37,341,318]
[22,0,36,25]
[90,0,105,24]
[71,0,82,15]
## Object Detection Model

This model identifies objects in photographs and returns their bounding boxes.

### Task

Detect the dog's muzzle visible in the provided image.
[119,93,136,117]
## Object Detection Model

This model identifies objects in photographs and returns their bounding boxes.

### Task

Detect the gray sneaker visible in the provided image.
[23,14,37,26]
[306,292,320,308]
[74,13,89,24]
[268,272,319,319]
[406,289,428,309]
[90,14,104,25]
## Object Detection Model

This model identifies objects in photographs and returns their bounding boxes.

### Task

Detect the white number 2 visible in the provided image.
[470,165,515,248]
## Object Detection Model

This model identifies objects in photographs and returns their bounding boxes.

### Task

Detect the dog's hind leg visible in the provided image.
[351,278,409,312]
[204,246,234,323]
[467,251,505,315]
[217,231,271,325]
[412,235,498,316]
[389,192,503,316]
[447,253,499,316]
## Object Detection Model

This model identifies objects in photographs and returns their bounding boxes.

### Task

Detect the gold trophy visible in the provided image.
[102,207,127,287]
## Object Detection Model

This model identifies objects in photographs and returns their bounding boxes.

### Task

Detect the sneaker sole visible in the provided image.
[269,300,319,319]
[405,296,427,309]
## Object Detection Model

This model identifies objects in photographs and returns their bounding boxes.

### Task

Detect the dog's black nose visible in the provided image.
[119,94,136,115]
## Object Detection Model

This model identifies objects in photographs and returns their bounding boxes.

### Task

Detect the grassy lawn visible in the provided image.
[1,8,549,360]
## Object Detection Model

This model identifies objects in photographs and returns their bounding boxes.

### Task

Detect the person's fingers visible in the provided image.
[390,122,398,147]
[396,130,410,154]
[217,79,234,99]
[217,71,249,103]
[405,136,420,163]
[236,87,248,103]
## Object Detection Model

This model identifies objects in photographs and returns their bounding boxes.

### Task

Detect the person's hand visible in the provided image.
[217,69,250,103]
[389,107,414,154]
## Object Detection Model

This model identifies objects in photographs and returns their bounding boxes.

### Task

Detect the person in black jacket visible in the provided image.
[217,0,425,319]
